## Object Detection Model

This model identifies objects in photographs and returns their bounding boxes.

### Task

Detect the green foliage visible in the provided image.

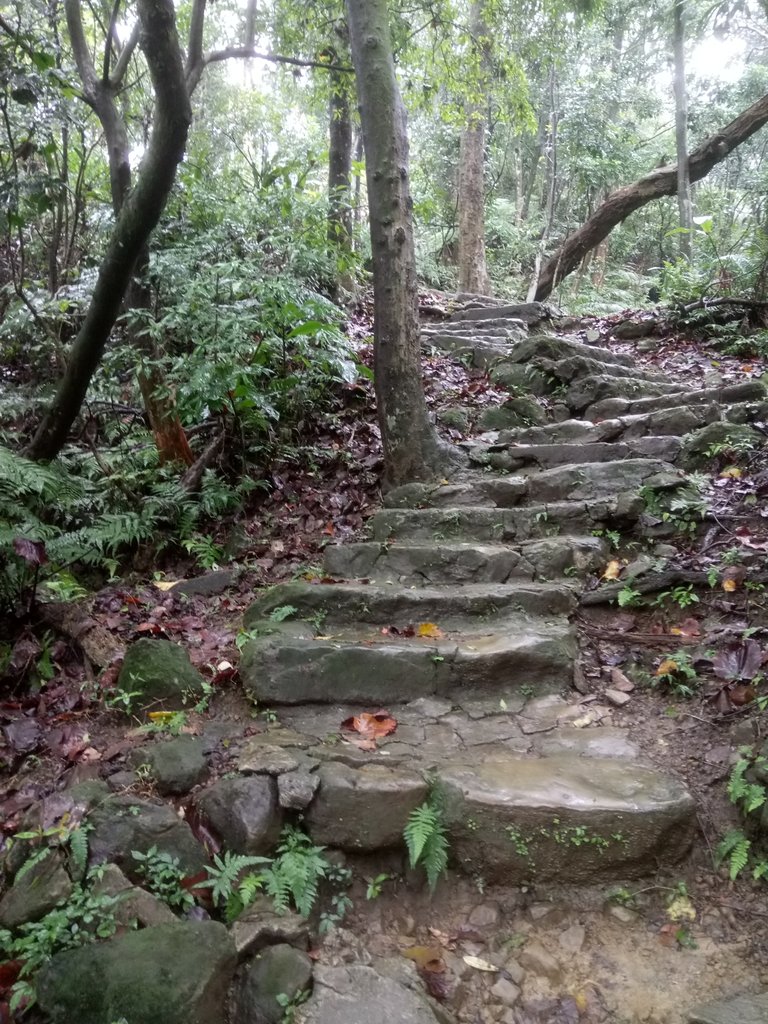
[727,754,768,815]
[131,846,196,913]
[653,651,700,699]
[194,851,270,921]
[715,828,751,881]
[0,867,123,1011]
[404,793,449,892]
[263,826,329,918]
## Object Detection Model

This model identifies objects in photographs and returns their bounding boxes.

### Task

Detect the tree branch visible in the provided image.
[102,0,121,83]
[187,46,352,94]
[110,21,140,88]
[64,0,99,102]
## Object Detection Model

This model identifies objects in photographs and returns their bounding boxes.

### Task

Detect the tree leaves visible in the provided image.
[712,639,763,681]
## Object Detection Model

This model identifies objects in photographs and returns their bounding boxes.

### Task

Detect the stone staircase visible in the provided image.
[238,301,768,885]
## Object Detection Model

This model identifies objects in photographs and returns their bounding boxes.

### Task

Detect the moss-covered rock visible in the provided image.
[118,638,206,712]
[679,421,763,470]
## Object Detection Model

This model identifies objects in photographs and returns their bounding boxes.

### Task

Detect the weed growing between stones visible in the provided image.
[404,790,449,892]
[716,748,768,882]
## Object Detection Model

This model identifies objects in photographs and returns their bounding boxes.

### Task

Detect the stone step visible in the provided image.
[439,752,695,882]
[565,374,686,413]
[502,334,634,368]
[448,302,549,324]
[253,697,694,880]
[322,535,607,585]
[239,616,575,705]
[585,380,766,421]
[244,579,578,628]
[422,335,515,370]
[518,458,680,504]
[383,479,528,509]
[470,437,682,471]
[370,495,642,543]
[499,404,723,445]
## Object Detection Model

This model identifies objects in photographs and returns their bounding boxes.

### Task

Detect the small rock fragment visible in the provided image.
[604,688,632,707]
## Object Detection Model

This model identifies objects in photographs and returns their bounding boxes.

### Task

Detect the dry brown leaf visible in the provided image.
[462,954,498,972]
[719,466,742,479]
[403,946,445,972]
[153,580,178,592]
[417,622,444,639]
[656,659,679,677]
[669,617,701,637]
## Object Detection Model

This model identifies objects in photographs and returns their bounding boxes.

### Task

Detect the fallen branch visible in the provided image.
[580,568,768,605]
[180,430,226,494]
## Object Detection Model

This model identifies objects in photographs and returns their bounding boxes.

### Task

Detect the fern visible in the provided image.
[715,829,751,881]
[14,846,52,884]
[194,851,270,910]
[404,797,449,893]
[263,827,328,918]
[66,826,89,882]
[727,758,767,815]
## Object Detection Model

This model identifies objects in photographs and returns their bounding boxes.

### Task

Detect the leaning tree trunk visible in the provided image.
[27,0,191,461]
[673,0,692,259]
[457,0,491,295]
[534,91,768,301]
[345,0,454,488]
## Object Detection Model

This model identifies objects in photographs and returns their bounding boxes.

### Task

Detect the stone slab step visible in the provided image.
[448,302,548,324]
[370,495,642,543]
[244,579,578,628]
[471,437,682,470]
[322,535,607,585]
[439,753,695,882]
[565,374,686,413]
[383,478,528,509]
[544,353,669,384]
[519,458,681,504]
[422,335,515,370]
[504,334,634,368]
[498,403,723,445]
[239,617,575,705]
[585,380,766,421]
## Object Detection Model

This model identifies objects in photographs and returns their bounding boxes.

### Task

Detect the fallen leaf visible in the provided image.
[153,580,178,592]
[602,560,622,581]
[78,746,102,762]
[417,622,444,639]
[721,566,746,592]
[12,537,47,566]
[403,946,445,971]
[669,617,701,637]
[719,466,742,479]
[148,711,176,723]
[341,710,398,746]
[656,658,679,677]
[713,640,763,681]
[462,954,498,972]
[729,684,756,706]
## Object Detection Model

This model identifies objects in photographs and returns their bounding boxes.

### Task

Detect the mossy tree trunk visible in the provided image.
[345,0,456,489]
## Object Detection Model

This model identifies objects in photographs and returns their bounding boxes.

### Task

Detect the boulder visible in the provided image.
[36,920,237,1024]
[230,896,310,958]
[305,763,427,851]
[687,992,768,1024]
[88,795,207,878]
[0,850,72,929]
[117,638,206,712]
[231,944,313,1024]
[131,735,209,795]
[478,397,546,430]
[679,422,763,470]
[297,964,448,1024]
[91,863,177,927]
[196,776,282,854]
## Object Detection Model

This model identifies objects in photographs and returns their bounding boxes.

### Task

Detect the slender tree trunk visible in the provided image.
[534,91,768,300]
[527,67,557,301]
[673,0,692,259]
[345,0,455,488]
[328,46,355,298]
[457,0,491,295]
[27,0,191,461]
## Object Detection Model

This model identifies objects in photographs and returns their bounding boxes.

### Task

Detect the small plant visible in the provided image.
[131,846,195,913]
[616,585,642,608]
[365,873,391,900]
[269,604,298,623]
[194,851,270,922]
[276,989,310,1023]
[653,585,699,610]
[181,534,225,570]
[653,651,699,698]
[264,826,331,918]
[404,791,449,892]
[715,747,768,881]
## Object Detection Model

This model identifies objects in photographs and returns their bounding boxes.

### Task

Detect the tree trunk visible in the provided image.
[534,91,768,301]
[345,0,455,488]
[328,54,355,298]
[527,67,557,301]
[27,0,191,461]
[673,0,692,259]
[457,0,491,295]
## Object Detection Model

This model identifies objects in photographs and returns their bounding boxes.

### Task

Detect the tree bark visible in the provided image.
[534,91,768,301]
[457,0,491,295]
[27,0,191,461]
[328,34,355,299]
[345,0,455,488]
[673,0,692,259]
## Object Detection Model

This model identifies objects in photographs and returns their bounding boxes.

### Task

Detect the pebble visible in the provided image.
[504,957,525,985]
[518,941,561,982]
[469,902,501,930]
[604,688,632,707]
[558,923,586,953]
[490,977,521,1007]
[607,904,637,924]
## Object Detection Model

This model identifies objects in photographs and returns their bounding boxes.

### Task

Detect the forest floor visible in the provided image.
[2,297,768,1023]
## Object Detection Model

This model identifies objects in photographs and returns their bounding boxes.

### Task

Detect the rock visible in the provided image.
[489,362,550,396]
[478,398,546,430]
[196,776,282,854]
[467,903,501,930]
[88,795,207,878]
[118,638,206,713]
[558,923,585,953]
[490,978,520,1007]
[304,763,428,851]
[679,422,763,470]
[504,958,526,985]
[171,569,235,597]
[687,992,768,1024]
[231,944,313,1024]
[278,770,320,810]
[604,689,632,707]
[437,407,471,431]
[438,753,695,883]
[0,850,73,929]
[230,896,310,957]
[106,770,138,791]
[606,904,637,923]
[238,740,301,775]
[91,863,177,927]
[518,942,561,983]
[131,735,209,795]
[297,964,446,1024]
[37,920,237,1024]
